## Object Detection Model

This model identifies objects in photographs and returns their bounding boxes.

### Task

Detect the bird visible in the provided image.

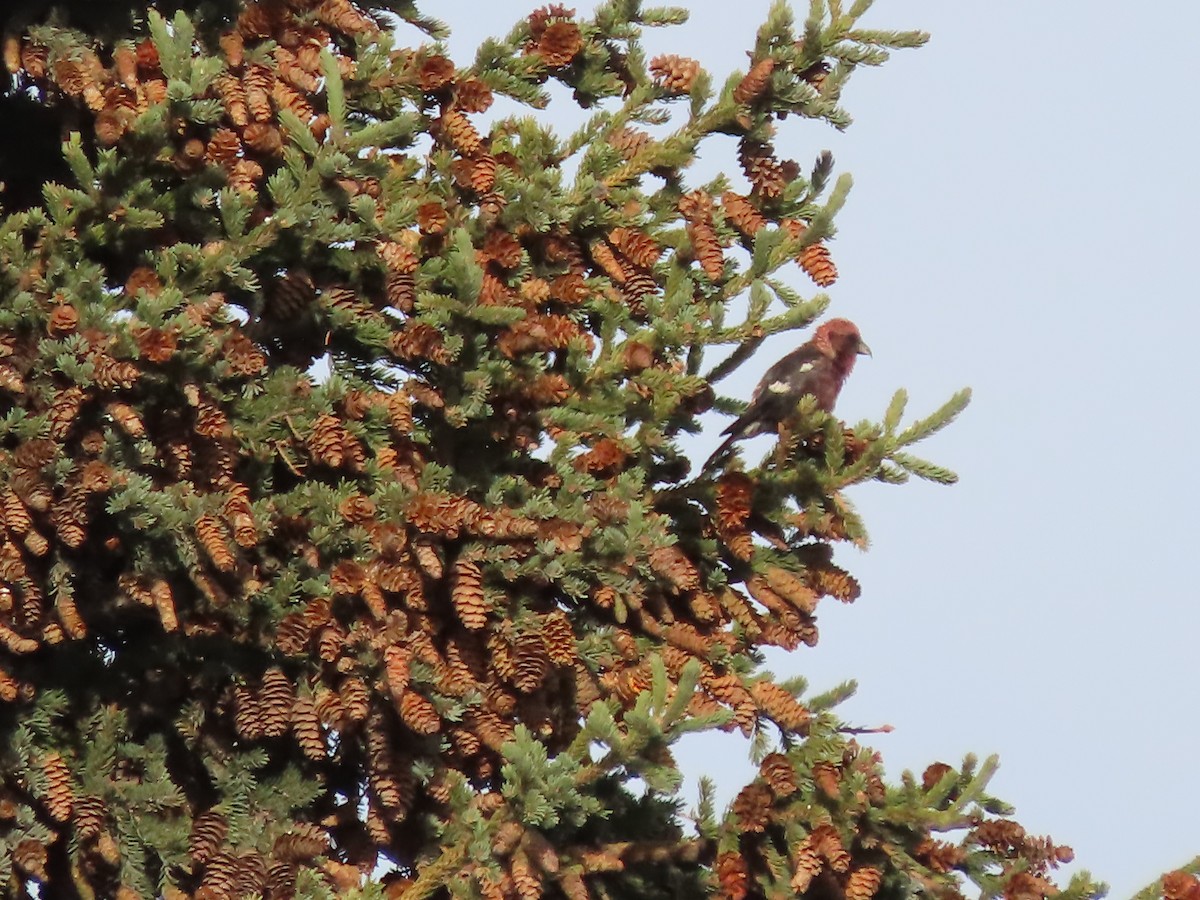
[703,318,871,470]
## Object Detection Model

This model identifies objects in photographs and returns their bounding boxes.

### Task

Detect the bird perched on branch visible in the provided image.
[704,317,870,470]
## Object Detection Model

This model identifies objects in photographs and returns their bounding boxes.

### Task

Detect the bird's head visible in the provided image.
[813,318,871,359]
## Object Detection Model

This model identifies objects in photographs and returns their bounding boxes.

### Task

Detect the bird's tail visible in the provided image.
[701,432,740,473]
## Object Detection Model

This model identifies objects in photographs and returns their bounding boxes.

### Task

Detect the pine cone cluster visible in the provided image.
[0,2,1085,899]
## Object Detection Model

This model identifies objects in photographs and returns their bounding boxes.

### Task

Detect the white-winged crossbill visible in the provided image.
[705,318,870,469]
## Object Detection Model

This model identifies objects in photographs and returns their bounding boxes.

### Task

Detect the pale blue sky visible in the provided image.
[433,3,1200,895]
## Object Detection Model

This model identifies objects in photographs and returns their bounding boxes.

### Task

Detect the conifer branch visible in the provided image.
[0,2,1106,898]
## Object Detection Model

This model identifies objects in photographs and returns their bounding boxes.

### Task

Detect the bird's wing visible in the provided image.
[747,344,825,404]
[719,344,825,438]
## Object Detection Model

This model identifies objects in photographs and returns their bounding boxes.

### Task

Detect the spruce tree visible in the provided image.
[0,1,1149,898]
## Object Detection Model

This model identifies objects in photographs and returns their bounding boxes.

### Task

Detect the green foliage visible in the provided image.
[0,2,1107,900]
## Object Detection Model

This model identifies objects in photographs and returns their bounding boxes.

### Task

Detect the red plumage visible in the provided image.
[704,318,870,469]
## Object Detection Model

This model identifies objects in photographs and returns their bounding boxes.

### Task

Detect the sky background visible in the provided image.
[429,3,1200,895]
